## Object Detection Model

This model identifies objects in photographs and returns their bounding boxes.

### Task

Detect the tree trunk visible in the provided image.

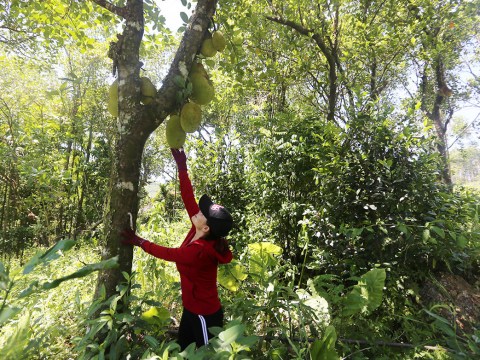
[421,60,453,188]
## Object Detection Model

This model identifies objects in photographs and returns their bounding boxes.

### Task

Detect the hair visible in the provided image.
[204,221,230,255]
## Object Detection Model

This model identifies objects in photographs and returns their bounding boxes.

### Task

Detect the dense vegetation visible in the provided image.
[1,0,479,359]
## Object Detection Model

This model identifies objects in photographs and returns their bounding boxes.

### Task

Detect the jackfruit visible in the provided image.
[190,62,208,77]
[189,73,215,105]
[201,38,217,58]
[180,102,202,133]
[108,79,118,117]
[166,114,186,149]
[141,77,156,104]
[212,31,226,52]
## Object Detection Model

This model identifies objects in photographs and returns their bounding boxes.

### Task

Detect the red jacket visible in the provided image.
[140,169,233,315]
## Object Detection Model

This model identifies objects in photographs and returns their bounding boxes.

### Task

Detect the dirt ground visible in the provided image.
[420,272,480,334]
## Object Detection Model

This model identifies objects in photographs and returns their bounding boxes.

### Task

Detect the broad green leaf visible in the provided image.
[430,226,445,239]
[180,12,189,23]
[23,239,76,274]
[310,326,339,360]
[364,268,386,312]
[248,242,282,255]
[0,306,21,325]
[422,229,431,242]
[218,323,246,345]
[457,235,467,248]
[0,261,9,291]
[144,335,160,348]
[297,289,330,323]
[342,269,386,316]
[42,257,118,290]
[141,306,170,325]
[218,261,248,291]
[396,223,409,235]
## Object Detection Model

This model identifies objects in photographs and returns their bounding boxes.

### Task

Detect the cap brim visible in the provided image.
[199,194,213,218]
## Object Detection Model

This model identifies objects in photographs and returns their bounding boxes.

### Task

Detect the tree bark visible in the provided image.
[421,59,453,188]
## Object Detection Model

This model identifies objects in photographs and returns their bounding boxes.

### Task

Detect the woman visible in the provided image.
[122,148,234,350]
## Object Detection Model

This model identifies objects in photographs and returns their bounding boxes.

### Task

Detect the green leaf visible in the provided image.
[457,235,467,248]
[0,306,21,325]
[364,268,386,312]
[144,335,160,348]
[218,324,246,345]
[141,306,170,325]
[310,326,339,360]
[173,75,185,88]
[42,257,118,290]
[0,261,9,291]
[248,242,282,255]
[396,223,409,235]
[23,239,76,274]
[342,269,386,316]
[180,12,189,23]
[422,229,431,242]
[218,261,248,291]
[430,226,445,239]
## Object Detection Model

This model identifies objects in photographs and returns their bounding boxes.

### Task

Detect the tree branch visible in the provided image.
[145,0,217,131]
[90,0,128,18]
[266,16,313,36]
[266,15,338,121]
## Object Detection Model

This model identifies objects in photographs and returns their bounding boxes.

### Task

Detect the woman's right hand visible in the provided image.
[171,148,187,171]
[121,228,146,247]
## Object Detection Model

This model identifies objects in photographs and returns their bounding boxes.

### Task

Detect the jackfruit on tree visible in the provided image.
[212,31,226,52]
[190,62,208,77]
[166,114,186,149]
[201,38,217,58]
[107,79,118,117]
[180,102,202,133]
[140,76,156,104]
[189,73,215,105]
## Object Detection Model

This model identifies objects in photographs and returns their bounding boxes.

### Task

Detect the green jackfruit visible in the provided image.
[141,77,156,105]
[190,62,208,77]
[201,38,217,58]
[180,103,202,133]
[189,73,214,105]
[107,79,118,117]
[212,31,226,52]
[166,114,186,149]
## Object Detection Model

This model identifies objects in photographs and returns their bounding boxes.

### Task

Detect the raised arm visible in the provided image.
[171,148,200,219]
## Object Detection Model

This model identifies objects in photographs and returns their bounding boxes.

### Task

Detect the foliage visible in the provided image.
[1,0,479,359]
[0,239,118,359]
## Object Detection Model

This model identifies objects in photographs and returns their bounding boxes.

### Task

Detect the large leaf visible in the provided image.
[0,261,9,291]
[310,325,339,360]
[42,256,119,290]
[247,242,282,255]
[0,306,21,325]
[218,323,246,345]
[342,268,386,316]
[140,306,171,325]
[363,268,386,312]
[218,261,248,291]
[23,239,76,275]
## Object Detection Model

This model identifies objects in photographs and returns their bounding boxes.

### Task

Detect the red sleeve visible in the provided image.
[179,169,200,219]
[140,240,202,264]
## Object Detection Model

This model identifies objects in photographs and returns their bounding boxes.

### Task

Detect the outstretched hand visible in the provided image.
[121,228,146,247]
[171,148,187,171]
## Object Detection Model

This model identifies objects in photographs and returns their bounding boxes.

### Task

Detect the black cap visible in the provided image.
[199,194,233,237]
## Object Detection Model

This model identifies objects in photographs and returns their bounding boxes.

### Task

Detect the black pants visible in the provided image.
[178,307,224,350]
